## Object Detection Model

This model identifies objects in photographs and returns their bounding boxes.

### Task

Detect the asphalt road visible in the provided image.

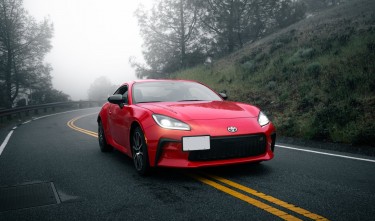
[0,108,374,220]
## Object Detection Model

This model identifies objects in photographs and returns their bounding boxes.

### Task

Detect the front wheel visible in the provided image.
[98,120,113,152]
[132,127,150,175]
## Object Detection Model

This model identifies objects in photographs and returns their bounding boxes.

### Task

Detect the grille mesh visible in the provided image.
[188,134,267,161]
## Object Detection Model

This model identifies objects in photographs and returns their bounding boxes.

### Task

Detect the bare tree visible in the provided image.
[88,76,117,101]
[134,0,202,78]
[0,0,53,108]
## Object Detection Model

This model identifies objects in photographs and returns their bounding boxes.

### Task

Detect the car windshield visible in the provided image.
[132,81,222,103]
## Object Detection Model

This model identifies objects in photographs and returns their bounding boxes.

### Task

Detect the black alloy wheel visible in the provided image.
[132,127,150,175]
[98,121,113,152]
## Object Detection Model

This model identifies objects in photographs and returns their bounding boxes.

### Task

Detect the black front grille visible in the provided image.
[188,134,267,161]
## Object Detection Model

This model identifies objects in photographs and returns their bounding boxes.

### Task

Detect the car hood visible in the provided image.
[137,101,259,120]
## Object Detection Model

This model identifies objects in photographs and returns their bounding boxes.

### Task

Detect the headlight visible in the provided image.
[152,114,190,130]
[258,111,270,127]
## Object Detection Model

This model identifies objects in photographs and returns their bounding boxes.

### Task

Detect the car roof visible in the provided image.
[125,79,199,85]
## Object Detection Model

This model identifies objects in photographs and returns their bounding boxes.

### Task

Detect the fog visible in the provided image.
[23,0,152,100]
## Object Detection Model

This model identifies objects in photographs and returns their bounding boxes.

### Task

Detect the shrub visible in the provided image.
[287,48,315,65]
[338,34,350,46]
[255,53,267,62]
[242,60,257,73]
[277,117,297,137]
[299,48,315,59]
[287,54,302,65]
[266,81,277,90]
[352,123,375,146]
[298,96,316,111]
[306,62,322,76]
[270,42,283,53]
[367,42,375,53]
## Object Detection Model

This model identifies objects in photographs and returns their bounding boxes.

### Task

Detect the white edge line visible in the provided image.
[0,107,99,157]
[276,144,375,163]
[22,120,32,124]
[0,130,14,156]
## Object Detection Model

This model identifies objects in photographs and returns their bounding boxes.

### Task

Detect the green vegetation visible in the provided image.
[171,1,375,146]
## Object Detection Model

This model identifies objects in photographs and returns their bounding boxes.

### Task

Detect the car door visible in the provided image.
[108,85,131,150]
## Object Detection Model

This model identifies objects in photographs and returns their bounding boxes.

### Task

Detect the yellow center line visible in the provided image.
[203,173,329,221]
[67,114,329,221]
[67,114,98,138]
[188,173,302,221]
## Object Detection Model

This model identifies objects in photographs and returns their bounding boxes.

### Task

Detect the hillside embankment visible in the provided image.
[172,0,375,147]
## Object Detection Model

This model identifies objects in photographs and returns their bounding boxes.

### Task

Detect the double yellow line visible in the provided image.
[67,114,98,138]
[67,114,329,221]
[189,173,328,221]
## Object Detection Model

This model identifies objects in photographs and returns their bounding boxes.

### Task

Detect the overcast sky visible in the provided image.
[23,0,152,100]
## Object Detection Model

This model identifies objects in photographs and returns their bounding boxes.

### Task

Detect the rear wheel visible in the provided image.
[98,120,113,152]
[132,127,150,175]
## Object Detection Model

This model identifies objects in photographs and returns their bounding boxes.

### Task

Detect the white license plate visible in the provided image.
[182,136,210,151]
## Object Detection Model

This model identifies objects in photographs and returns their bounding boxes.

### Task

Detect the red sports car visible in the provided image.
[97,79,276,175]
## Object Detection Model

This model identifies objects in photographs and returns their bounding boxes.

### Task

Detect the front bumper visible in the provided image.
[152,133,276,168]
[143,118,276,168]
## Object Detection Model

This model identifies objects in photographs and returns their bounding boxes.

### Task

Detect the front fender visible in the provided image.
[98,103,112,143]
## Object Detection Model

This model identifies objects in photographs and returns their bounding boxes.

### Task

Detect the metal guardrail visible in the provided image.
[0,100,105,121]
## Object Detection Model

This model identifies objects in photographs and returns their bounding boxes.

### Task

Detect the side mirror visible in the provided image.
[108,94,127,108]
[219,92,228,100]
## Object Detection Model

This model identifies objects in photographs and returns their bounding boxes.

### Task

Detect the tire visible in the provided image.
[98,120,113,152]
[131,127,150,175]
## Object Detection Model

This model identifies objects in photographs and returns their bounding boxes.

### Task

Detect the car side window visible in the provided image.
[114,85,128,95]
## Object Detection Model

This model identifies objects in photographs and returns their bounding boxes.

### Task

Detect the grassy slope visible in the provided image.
[171,0,375,146]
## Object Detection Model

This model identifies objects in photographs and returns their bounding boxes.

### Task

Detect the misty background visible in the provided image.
[23,0,152,100]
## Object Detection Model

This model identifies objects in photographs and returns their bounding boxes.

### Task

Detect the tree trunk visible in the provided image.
[227,0,235,53]
[5,49,13,108]
[179,0,186,68]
